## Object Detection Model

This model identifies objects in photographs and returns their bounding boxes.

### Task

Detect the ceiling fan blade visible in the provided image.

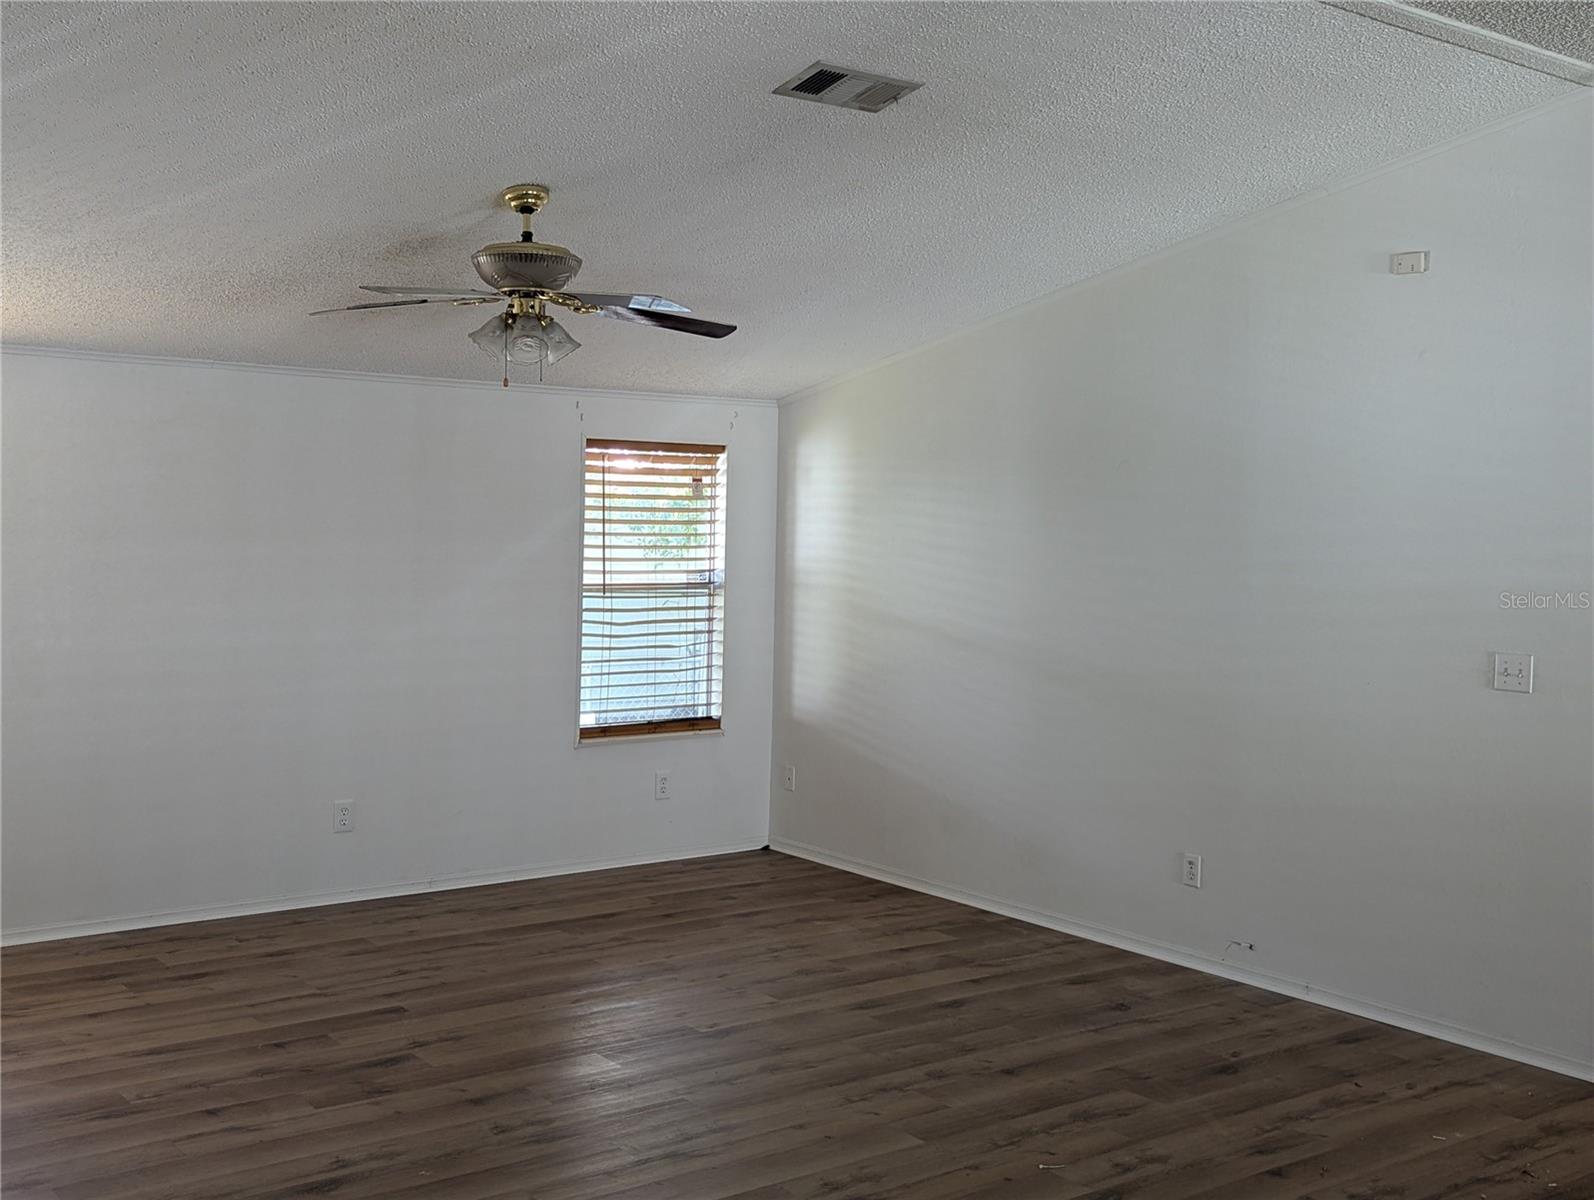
[590,307,736,338]
[360,285,500,298]
[567,292,692,315]
[309,298,436,315]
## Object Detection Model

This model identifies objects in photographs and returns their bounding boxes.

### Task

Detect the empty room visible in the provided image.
[2,1,1591,1197]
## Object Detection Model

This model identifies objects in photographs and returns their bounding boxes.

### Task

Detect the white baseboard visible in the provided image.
[0,840,765,946]
[770,836,1594,1084]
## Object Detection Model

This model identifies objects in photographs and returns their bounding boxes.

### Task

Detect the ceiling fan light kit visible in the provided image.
[311,182,736,386]
[469,312,581,369]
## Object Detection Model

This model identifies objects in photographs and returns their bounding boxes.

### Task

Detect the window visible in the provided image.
[580,439,727,740]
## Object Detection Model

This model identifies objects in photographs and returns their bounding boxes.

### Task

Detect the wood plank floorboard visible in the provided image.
[2,850,1588,1199]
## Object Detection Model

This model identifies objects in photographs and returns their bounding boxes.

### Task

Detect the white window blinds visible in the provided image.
[580,439,727,739]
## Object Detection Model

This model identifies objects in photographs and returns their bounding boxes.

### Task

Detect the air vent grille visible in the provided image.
[847,80,914,112]
[773,61,923,113]
[791,67,848,96]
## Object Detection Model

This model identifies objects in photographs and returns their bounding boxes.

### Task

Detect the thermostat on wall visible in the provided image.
[1389,250,1429,275]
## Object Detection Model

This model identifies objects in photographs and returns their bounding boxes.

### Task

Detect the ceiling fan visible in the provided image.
[311,184,736,385]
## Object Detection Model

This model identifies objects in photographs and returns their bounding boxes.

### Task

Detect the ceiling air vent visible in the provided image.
[773,61,923,113]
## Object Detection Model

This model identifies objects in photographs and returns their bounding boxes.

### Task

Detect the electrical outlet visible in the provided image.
[654,771,670,801]
[781,764,796,793]
[1181,852,1202,888]
[332,802,354,833]
[1492,652,1533,694]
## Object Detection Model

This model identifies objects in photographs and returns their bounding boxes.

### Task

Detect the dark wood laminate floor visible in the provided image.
[3,851,1590,1200]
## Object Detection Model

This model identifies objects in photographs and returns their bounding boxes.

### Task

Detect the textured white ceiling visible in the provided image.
[0,1,1575,400]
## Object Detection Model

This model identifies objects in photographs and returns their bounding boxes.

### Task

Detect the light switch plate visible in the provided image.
[1492,652,1533,694]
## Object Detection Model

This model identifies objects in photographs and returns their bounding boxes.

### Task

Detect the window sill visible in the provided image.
[574,728,726,748]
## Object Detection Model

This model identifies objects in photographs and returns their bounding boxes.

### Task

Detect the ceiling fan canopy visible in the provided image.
[310,182,736,384]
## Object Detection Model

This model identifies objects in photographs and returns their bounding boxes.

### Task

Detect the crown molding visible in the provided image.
[0,343,774,409]
[1324,1,1594,87]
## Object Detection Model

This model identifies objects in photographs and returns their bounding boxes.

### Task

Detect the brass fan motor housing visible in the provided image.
[471,241,583,292]
[474,183,582,291]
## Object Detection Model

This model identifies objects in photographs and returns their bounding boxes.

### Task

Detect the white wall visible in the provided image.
[2,351,777,937]
[771,95,1594,1075]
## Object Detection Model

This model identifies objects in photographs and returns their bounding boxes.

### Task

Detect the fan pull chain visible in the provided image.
[502,313,510,388]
